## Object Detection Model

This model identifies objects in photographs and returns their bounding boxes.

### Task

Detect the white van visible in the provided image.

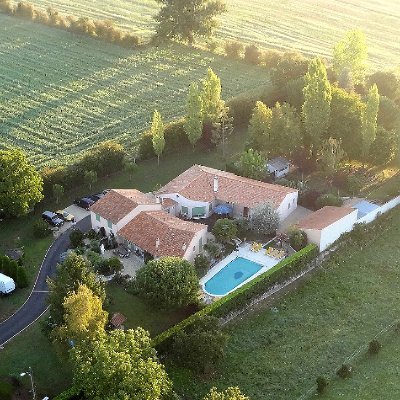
[0,273,16,294]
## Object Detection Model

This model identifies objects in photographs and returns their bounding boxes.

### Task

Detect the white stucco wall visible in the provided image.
[276,191,298,221]
[302,228,321,250]
[90,203,162,235]
[158,194,212,219]
[183,227,209,262]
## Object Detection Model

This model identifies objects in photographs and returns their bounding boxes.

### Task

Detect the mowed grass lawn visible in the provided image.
[170,207,400,400]
[0,14,266,167]
[27,0,400,69]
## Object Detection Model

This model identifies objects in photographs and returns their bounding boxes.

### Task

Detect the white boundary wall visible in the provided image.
[356,195,400,225]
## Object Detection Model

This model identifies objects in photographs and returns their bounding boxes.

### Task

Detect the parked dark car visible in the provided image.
[42,211,64,227]
[88,193,105,202]
[74,197,95,210]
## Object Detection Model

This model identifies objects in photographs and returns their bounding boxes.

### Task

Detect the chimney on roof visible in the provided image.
[156,238,160,249]
[213,176,218,193]
[156,197,161,204]
[182,242,187,251]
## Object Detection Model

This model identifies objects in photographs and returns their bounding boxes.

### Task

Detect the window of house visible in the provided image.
[181,206,189,215]
[108,220,113,229]
[199,237,203,250]
[192,206,206,218]
[96,214,101,222]
[288,203,290,209]
[193,246,196,251]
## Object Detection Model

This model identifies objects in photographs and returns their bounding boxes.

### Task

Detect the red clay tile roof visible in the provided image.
[110,312,127,328]
[297,206,356,230]
[90,189,157,224]
[157,165,296,208]
[118,211,207,258]
[161,198,178,209]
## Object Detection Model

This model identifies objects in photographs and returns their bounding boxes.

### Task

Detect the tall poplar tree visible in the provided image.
[211,104,233,157]
[361,84,380,163]
[151,110,165,165]
[201,67,224,123]
[184,82,204,147]
[247,101,272,151]
[333,29,368,85]
[302,57,332,153]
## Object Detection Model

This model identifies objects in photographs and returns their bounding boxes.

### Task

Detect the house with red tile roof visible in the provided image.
[89,189,208,262]
[297,206,358,251]
[119,211,208,262]
[90,189,162,235]
[156,165,298,221]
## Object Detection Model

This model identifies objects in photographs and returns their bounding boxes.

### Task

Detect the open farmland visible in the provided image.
[27,0,400,70]
[0,14,266,167]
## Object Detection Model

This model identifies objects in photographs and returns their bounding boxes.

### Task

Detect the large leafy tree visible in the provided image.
[302,58,332,153]
[47,253,106,325]
[185,82,204,147]
[71,328,172,400]
[53,284,108,343]
[328,87,364,159]
[151,110,165,165]
[135,257,199,308]
[268,102,302,157]
[0,148,43,217]
[201,67,224,123]
[236,149,266,181]
[211,104,234,157]
[155,0,227,45]
[212,218,237,242]
[361,84,380,163]
[333,29,368,85]
[247,101,272,151]
[249,202,279,236]
[203,387,249,400]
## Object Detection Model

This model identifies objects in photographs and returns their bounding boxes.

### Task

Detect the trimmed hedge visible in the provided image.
[53,387,83,400]
[152,244,318,351]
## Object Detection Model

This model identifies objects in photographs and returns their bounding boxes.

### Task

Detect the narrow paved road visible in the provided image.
[0,216,91,347]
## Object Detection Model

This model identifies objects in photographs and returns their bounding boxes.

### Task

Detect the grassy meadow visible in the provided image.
[0,14,266,167]
[26,0,400,70]
[169,206,400,399]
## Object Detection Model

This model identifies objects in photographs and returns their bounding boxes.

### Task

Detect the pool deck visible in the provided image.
[200,242,283,298]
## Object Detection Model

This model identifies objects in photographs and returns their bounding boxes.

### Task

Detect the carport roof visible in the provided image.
[352,200,379,219]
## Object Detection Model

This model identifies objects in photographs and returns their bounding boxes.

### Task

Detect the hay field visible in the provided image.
[27,0,400,69]
[0,15,266,166]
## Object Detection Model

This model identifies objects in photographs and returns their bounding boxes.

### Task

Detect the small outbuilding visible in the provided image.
[267,157,290,178]
[297,206,358,251]
[110,313,127,330]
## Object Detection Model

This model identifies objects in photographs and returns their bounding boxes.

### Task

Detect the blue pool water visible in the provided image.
[204,257,263,296]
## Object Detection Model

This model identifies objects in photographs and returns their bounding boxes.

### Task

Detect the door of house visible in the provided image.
[243,207,249,218]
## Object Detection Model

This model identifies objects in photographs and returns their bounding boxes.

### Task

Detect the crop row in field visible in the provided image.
[27,0,400,70]
[0,14,267,167]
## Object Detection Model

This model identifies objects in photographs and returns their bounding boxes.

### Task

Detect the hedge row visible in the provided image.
[53,387,82,400]
[0,255,29,288]
[152,244,318,351]
[0,1,140,48]
[40,140,125,198]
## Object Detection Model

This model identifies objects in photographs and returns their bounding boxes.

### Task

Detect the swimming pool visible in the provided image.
[204,257,263,296]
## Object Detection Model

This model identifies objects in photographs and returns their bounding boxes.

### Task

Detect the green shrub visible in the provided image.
[316,193,343,208]
[212,218,238,242]
[336,363,353,379]
[288,227,307,251]
[107,256,123,273]
[170,316,227,373]
[263,49,283,69]
[135,257,199,308]
[224,41,244,59]
[368,339,382,354]
[244,44,261,65]
[15,266,29,288]
[316,376,329,394]
[153,244,318,351]
[69,229,84,248]
[33,219,51,238]
[194,254,209,277]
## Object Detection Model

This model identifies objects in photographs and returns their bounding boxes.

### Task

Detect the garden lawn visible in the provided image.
[106,283,195,336]
[0,14,266,167]
[170,207,400,399]
[27,0,400,69]
[0,316,72,398]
